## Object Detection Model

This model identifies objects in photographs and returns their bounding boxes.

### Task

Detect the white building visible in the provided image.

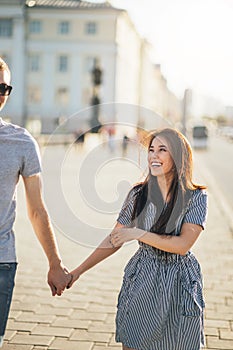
[189,91,225,120]
[0,0,181,133]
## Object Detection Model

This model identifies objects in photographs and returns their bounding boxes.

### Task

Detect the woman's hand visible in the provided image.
[66,267,81,289]
[110,227,146,247]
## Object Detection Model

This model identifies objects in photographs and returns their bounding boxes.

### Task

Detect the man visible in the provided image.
[0,57,71,347]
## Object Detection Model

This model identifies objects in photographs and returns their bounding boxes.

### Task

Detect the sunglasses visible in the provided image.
[0,83,13,96]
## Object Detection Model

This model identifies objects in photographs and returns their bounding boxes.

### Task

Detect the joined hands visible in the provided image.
[47,263,73,296]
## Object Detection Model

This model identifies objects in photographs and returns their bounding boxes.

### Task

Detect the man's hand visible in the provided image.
[48,264,72,296]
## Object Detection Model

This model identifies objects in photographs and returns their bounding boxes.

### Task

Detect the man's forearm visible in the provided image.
[29,206,61,267]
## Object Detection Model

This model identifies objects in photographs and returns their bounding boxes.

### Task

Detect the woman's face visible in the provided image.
[148,136,174,178]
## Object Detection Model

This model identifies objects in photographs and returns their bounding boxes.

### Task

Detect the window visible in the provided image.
[28,54,40,72]
[85,22,97,35]
[85,57,97,72]
[28,87,41,104]
[58,21,70,35]
[58,55,68,72]
[29,20,42,34]
[0,19,13,37]
[56,87,69,105]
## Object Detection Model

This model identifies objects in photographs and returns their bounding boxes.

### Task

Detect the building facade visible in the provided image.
[0,0,181,133]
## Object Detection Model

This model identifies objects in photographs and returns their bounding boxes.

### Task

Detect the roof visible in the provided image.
[25,0,116,10]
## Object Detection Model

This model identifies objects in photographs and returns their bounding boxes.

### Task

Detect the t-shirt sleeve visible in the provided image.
[117,186,140,226]
[20,134,42,177]
[183,189,208,229]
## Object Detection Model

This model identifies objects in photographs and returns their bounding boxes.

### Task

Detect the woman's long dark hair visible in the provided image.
[131,128,206,235]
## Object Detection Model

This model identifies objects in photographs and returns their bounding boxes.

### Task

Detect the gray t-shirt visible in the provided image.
[0,118,41,262]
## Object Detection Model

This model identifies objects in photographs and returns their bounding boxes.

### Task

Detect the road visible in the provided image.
[193,134,233,211]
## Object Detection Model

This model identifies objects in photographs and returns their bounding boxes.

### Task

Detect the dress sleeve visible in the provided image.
[183,189,208,229]
[117,186,140,226]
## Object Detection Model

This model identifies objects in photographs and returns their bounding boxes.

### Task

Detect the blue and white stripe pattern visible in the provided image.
[115,187,208,350]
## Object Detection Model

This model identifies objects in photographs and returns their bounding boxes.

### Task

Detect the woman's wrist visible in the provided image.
[73,267,82,281]
[135,228,147,241]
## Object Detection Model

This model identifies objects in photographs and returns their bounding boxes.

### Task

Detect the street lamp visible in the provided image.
[182,88,192,136]
[89,58,102,133]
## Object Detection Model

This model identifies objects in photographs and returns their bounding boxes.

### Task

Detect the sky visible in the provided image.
[108,0,233,108]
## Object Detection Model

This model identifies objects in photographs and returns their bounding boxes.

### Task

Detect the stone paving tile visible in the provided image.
[11,301,38,312]
[18,296,56,306]
[205,327,219,337]
[88,321,115,333]
[69,310,107,321]
[93,347,121,350]
[51,317,90,329]
[68,293,104,304]
[3,330,17,342]
[70,329,111,343]
[48,298,84,309]
[86,304,116,314]
[48,338,93,350]
[206,336,233,349]
[10,294,25,302]
[6,320,36,332]
[205,319,231,330]
[219,329,233,340]
[1,344,33,350]
[8,311,22,320]
[94,290,119,298]
[206,310,233,321]
[205,289,233,299]
[217,305,233,314]
[12,287,41,296]
[31,325,73,337]
[105,314,116,324]
[16,312,56,324]
[34,305,73,316]
[9,334,54,346]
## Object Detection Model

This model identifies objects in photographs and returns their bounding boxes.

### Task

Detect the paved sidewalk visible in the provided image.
[2,144,233,350]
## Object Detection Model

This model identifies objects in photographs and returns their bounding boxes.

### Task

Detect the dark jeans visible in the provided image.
[0,263,17,336]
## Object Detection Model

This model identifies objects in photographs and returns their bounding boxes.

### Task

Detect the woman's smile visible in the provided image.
[148,136,174,177]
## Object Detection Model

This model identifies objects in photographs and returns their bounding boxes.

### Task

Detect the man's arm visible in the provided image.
[22,174,71,296]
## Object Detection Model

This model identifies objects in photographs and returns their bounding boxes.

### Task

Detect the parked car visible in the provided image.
[192,125,208,149]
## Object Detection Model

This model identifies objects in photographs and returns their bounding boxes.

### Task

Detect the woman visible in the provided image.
[68,128,208,350]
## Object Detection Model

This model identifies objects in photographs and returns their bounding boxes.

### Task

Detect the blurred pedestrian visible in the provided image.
[122,134,129,157]
[106,124,116,153]
[0,57,72,348]
[74,128,85,149]
[68,128,208,350]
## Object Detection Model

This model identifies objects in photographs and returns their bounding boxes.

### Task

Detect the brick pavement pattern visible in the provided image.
[2,143,233,350]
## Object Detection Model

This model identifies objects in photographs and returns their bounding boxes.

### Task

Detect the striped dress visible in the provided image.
[115,187,208,350]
